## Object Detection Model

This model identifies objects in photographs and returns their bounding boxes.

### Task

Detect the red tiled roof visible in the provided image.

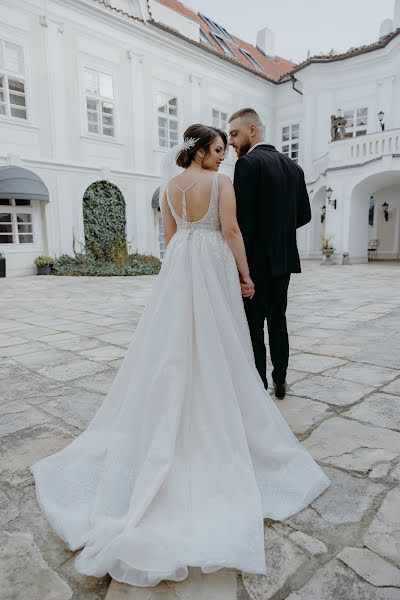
[281,28,400,79]
[153,0,295,81]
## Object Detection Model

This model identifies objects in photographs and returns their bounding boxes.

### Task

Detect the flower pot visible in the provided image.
[321,248,335,265]
[0,256,5,277]
[37,265,52,275]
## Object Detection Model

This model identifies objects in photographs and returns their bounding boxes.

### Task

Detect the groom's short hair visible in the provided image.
[228,108,263,128]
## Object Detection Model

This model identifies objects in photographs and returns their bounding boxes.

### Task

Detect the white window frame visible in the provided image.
[239,48,263,72]
[343,107,368,138]
[282,123,300,163]
[0,199,36,246]
[210,33,235,57]
[212,108,228,132]
[155,91,179,151]
[0,37,28,122]
[84,66,115,138]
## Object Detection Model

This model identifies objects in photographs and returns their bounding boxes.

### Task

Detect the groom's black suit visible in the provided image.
[234,143,311,389]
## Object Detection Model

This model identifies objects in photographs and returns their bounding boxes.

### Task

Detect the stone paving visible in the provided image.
[1,261,400,600]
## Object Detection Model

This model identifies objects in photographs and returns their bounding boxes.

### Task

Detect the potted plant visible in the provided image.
[34,255,54,275]
[0,251,5,278]
[320,235,335,265]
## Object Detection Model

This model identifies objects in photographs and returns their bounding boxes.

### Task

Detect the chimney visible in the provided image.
[379,18,394,38]
[256,27,275,58]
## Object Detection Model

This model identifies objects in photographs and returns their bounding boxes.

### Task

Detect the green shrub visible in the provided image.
[83,181,127,262]
[34,255,55,267]
[53,253,161,277]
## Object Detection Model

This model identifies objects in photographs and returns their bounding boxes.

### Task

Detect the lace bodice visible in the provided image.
[166,172,220,232]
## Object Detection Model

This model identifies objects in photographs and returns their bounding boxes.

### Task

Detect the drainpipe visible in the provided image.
[291,74,303,95]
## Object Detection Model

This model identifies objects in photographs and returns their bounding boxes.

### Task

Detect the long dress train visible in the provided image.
[31,172,330,587]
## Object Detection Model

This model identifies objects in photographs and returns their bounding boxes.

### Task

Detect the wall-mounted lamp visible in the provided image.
[337,108,343,118]
[378,110,385,131]
[326,187,337,210]
[321,205,326,224]
[382,201,389,221]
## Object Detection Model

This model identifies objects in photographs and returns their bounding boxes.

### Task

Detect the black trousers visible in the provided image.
[243,274,291,389]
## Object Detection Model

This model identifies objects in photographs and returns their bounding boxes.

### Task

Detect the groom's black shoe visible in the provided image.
[273,382,287,399]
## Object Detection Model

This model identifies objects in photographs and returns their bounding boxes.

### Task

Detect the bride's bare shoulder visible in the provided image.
[218,173,233,187]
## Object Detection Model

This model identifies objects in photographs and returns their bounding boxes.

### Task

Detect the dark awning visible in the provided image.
[0,166,49,201]
[152,186,160,209]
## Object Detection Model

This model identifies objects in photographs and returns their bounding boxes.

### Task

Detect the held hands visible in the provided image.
[240,274,255,300]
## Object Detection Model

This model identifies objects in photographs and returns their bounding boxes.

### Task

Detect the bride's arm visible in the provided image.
[219,174,254,298]
[161,190,177,248]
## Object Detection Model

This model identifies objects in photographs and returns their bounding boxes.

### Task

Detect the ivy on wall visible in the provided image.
[83,180,127,261]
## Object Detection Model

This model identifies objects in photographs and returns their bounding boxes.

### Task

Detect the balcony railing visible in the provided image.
[328,128,400,167]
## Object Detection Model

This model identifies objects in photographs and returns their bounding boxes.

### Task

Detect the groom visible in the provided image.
[228,108,311,399]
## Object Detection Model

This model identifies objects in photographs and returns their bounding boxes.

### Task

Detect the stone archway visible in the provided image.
[349,171,400,261]
[82,180,126,261]
[310,186,326,254]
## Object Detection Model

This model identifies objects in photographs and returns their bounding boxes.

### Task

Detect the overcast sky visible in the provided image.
[185,0,396,63]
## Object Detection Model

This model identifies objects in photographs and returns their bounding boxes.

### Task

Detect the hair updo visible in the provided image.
[176,124,228,168]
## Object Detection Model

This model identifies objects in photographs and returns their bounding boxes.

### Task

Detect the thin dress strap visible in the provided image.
[174,178,200,222]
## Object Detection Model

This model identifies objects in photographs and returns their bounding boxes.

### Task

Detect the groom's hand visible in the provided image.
[240,275,255,299]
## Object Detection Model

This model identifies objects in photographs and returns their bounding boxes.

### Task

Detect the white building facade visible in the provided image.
[1,0,400,275]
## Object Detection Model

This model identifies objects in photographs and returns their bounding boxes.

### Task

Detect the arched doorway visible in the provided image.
[0,166,49,276]
[310,186,326,254]
[151,186,165,258]
[349,171,400,261]
[82,180,126,261]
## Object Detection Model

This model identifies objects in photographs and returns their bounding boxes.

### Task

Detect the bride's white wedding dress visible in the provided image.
[31,172,329,587]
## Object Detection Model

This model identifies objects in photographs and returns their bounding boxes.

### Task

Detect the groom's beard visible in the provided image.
[238,141,251,157]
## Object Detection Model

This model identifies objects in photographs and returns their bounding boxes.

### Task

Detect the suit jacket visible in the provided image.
[233,144,311,280]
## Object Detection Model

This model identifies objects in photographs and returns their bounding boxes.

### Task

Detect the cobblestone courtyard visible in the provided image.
[1,262,400,600]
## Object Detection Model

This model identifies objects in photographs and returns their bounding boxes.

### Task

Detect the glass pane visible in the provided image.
[156,94,167,113]
[355,129,366,137]
[292,143,299,151]
[282,145,289,153]
[0,200,10,206]
[0,223,12,233]
[356,116,367,126]
[15,199,30,206]
[99,72,113,99]
[170,131,178,142]
[10,106,26,119]
[169,119,178,131]
[87,98,98,111]
[87,111,98,123]
[10,93,26,107]
[17,223,33,232]
[103,126,114,137]
[5,41,24,74]
[19,234,34,243]
[158,116,167,128]
[85,69,98,95]
[16,213,32,223]
[8,78,24,93]
[102,114,114,126]
[343,110,354,119]
[212,109,219,120]
[159,138,168,148]
[158,127,168,137]
[0,213,12,222]
[357,107,368,117]
[168,97,177,116]
[291,124,299,139]
[0,233,13,243]
[88,122,99,133]
[282,126,290,141]
[346,118,354,128]
[101,102,113,115]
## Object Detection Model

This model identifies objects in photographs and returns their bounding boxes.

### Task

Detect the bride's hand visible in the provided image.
[240,275,255,299]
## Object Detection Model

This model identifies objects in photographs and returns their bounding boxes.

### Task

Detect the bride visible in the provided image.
[31,124,330,588]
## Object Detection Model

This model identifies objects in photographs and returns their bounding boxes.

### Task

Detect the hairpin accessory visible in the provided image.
[182,137,199,151]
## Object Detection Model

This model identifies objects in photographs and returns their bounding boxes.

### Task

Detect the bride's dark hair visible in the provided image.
[176,124,228,168]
